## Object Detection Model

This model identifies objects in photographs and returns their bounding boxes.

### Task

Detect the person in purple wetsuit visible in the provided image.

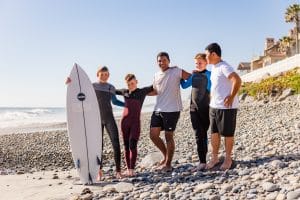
[116,74,155,177]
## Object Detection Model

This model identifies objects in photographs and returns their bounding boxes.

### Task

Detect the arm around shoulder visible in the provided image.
[181,69,191,80]
[111,94,125,107]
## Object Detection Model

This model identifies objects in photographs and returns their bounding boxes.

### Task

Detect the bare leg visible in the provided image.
[164,131,175,170]
[97,168,103,181]
[206,133,220,169]
[150,127,167,165]
[220,136,234,170]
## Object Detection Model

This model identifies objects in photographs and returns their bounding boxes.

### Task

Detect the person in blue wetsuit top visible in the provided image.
[180,53,211,171]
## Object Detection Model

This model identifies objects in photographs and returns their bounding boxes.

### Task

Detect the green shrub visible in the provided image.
[240,67,300,98]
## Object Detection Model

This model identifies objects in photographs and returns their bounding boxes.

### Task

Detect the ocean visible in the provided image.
[0,104,155,135]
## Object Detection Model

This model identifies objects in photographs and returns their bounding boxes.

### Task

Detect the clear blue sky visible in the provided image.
[0,0,298,107]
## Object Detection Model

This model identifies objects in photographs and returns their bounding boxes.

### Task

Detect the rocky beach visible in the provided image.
[0,95,300,200]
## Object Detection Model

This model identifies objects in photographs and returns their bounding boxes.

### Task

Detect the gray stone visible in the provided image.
[239,169,251,176]
[221,184,233,192]
[150,193,160,199]
[270,160,285,168]
[139,192,150,199]
[262,182,280,192]
[287,189,300,200]
[194,183,215,193]
[114,182,133,193]
[276,193,286,200]
[80,193,93,200]
[113,194,125,200]
[209,195,220,200]
[265,191,278,200]
[232,185,242,193]
[139,152,163,168]
[158,182,170,193]
[247,193,256,199]
[278,88,294,101]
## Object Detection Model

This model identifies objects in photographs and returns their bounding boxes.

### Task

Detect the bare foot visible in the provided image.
[191,163,206,172]
[220,158,232,170]
[115,172,123,179]
[96,169,103,181]
[206,158,219,170]
[128,169,136,177]
[155,164,167,170]
[160,165,173,172]
[158,158,166,166]
[122,170,130,177]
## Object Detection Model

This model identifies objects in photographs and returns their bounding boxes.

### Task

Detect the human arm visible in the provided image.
[182,69,191,80]
[115,89,126,96]
[180,74,193,89]
[140,85,156,96]
[111,94,125,107]
[224,72,241,108]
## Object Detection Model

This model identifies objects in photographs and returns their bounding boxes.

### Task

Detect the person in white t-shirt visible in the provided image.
[150,52,191,172]
[204,43,241,170]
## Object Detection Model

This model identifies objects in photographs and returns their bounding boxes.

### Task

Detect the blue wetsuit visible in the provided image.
[181,69,211,163]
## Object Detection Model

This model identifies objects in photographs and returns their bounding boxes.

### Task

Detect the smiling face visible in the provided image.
[157,55,170,71]
[97,71,110,83]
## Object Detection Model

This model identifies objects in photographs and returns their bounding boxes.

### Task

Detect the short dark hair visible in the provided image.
[98,66,109,72]
[96,66,109,77]
[125,74,136,82]
[205,43,222,57]
[157,52,170,61]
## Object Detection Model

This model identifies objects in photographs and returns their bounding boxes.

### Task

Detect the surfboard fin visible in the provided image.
[76,159,80,169]
[88,173,93,184]
[97,156,102,165]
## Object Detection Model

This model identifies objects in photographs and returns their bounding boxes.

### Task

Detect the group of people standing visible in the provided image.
[66,42,241,180]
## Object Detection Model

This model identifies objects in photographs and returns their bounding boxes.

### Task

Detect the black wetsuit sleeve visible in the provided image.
[141,85,154,96]
[115,89,127,96]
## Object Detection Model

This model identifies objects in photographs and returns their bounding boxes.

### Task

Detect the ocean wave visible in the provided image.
[0,108,52,121]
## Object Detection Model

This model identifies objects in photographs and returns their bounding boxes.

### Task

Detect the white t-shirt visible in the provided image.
[153,66,183,112]
[210,61,239,109]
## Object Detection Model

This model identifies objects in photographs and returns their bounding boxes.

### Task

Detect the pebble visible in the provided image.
[0,95,300,200]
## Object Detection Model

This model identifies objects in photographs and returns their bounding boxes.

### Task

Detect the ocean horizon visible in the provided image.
[0,104,155,135]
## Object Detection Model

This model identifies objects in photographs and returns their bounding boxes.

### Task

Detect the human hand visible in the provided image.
[65,77,71,84]
[224,95,234,108]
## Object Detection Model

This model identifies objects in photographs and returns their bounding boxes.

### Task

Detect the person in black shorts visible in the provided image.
[150,52,191,172]
[205,43,241,170]
[116,74,154,177]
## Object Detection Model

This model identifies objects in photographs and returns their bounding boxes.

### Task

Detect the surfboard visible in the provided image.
[66,63,102,184]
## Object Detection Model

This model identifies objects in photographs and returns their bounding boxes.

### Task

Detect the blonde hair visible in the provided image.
[194,53,206,60]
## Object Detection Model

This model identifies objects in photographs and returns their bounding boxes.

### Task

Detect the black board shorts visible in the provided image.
[209,108,237,137]
[150,111,180,132]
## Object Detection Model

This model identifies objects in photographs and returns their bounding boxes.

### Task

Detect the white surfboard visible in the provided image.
[66,63,102,184]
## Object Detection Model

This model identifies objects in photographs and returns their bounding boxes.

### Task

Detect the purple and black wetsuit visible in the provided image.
[116,86,153,170]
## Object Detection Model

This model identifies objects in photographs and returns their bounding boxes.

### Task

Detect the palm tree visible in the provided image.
[285,4,300,54]
[279,36,293,56]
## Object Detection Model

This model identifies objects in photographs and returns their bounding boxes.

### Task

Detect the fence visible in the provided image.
[241,54,300,82]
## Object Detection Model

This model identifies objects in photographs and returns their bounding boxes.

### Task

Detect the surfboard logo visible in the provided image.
[77,93,86,101]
